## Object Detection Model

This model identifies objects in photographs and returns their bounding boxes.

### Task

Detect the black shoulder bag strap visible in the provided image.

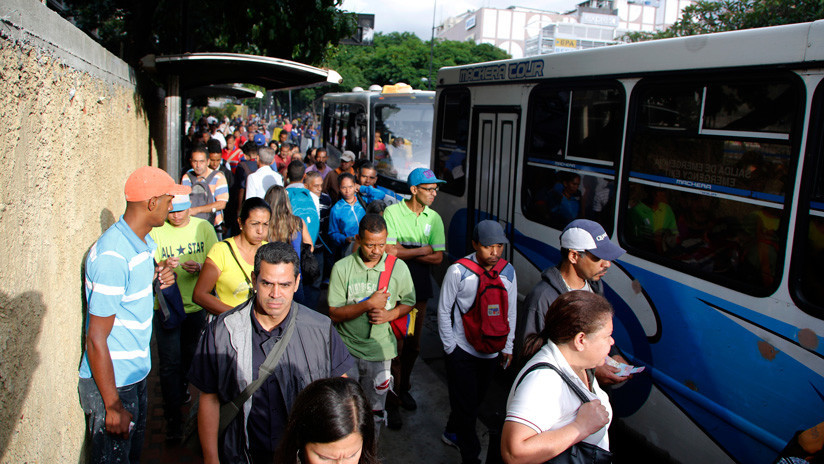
[356,191,368,209]
[515,362,591,404]
[218,303,299,435]
[224,239,252,286]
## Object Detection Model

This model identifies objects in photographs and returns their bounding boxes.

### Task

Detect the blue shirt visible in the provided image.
[328,199,366,247]
[79,216,156,387]
[358,185,387,205]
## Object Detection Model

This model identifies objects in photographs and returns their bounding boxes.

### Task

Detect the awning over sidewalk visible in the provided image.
[142,52,342,177]
[140,52,342,91]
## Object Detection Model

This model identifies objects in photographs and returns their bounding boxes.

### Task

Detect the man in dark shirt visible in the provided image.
[189,242,352,463]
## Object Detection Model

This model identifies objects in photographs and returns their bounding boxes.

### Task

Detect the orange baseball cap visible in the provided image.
[124,166,191,202]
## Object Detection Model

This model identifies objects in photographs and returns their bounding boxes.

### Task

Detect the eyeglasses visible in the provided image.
[575,250,602,262]
[417,186,439,192]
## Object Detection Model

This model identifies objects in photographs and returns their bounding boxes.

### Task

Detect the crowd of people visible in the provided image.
[79,114,640,464]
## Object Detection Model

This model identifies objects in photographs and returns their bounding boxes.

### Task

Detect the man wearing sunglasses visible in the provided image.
[514,219,632,385]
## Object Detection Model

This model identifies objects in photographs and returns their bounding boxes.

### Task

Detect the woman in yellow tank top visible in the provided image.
[193,197,270,314]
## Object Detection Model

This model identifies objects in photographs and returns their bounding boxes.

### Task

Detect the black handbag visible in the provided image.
[514,362,613,464]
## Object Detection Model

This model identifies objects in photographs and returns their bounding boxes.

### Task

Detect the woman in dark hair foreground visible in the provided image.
[276,377,379,464]
[502,290,615,463]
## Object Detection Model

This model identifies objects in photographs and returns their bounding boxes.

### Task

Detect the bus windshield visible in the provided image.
[373,103,434,181]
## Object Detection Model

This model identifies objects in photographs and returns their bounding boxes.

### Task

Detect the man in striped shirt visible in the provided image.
[181,145,230,233]
[78,166,188,463]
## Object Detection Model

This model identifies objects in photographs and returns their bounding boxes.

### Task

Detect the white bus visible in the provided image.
[432,21,824,464]
[322,85,435,194]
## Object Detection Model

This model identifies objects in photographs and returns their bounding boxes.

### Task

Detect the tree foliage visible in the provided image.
[323,32,511,92]
[60,0,356,65]
[624,0,824,42]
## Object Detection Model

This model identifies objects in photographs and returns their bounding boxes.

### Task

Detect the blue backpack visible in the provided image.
[287,186,320,243]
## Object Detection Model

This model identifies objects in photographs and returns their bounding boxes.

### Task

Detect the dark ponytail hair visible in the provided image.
[275,377,379,464]
[521,290,614,360]
[238,197,270,225]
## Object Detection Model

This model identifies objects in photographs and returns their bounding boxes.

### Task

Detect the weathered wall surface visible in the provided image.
[0,1,157,461]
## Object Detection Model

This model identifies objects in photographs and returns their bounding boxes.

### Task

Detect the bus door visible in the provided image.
[469,107,521,261]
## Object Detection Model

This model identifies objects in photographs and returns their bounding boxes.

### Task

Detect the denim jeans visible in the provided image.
[152,309,206,421]
[78,376,147,463]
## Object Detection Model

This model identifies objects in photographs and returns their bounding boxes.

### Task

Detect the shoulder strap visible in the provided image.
[205,168,219,183]
[224,239,252,286]
[491,258,508,274]
[356,191,368,209]
[218,304,299,434]
[379,254,397,289]
[186,171,196,184]
[515,362,591,404]
[456,257,484,276]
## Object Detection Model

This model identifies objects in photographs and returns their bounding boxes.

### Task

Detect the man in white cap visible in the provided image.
[514,219,631,384]
[79,166,188,462]
[148,194,218,442]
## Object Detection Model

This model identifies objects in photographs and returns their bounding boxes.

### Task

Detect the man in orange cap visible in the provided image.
[78,166,189,462]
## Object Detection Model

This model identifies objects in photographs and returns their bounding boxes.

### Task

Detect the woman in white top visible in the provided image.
[502,290,614,463]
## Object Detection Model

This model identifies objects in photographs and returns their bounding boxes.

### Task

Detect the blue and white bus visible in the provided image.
[432,21,824,464]
[322,84,435,194]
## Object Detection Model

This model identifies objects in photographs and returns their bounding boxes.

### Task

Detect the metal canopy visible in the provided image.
[185,84,258,99]
[141,52,342,91]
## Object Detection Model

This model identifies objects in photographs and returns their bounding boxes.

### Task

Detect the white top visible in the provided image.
[245,165,283,200]
[211,131,227,149]
[506,341,612,451]
[437,253,518,358]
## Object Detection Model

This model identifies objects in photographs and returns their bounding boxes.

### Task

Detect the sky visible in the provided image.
[341,0,583,39]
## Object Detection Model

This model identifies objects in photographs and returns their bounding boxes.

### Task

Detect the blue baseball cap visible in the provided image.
[407,168,446,187]
[170,194,192,212]
[560,219,625,261]
[253,133,266,146]
[473,220,508,246]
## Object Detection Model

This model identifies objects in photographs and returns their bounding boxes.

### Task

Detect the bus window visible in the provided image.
[346,105,366,156]
[435,88,471,196]
[323,103,335,148]
[374,102,434,182]
[624,75,801,295]
[792,80,824,317]
[522,83,624,232]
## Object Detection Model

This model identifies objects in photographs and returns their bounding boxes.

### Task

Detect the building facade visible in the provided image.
[435,0,695,59]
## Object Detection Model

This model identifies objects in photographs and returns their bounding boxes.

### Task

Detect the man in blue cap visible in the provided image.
[514,218,632,384]
[383,167,447,428]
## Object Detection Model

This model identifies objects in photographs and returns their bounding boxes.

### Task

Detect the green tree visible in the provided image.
[624,0,824,42]
[60,0,356,65]
[321,32,511,92]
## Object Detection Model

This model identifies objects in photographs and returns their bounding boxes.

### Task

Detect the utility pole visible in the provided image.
[428,0,436,90]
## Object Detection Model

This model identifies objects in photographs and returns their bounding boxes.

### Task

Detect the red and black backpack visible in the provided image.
[455,258,510,354]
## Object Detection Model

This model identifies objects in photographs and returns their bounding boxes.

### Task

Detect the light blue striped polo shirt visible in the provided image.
[78,216,156,387]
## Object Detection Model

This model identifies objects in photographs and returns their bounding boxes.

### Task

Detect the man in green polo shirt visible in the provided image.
[328,214,416,436]
[383,167,446,429]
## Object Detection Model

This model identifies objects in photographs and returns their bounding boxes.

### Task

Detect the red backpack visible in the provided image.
[455,258,510,353]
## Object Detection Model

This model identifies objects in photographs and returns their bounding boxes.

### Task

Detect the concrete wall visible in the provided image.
[0,0,157,461]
